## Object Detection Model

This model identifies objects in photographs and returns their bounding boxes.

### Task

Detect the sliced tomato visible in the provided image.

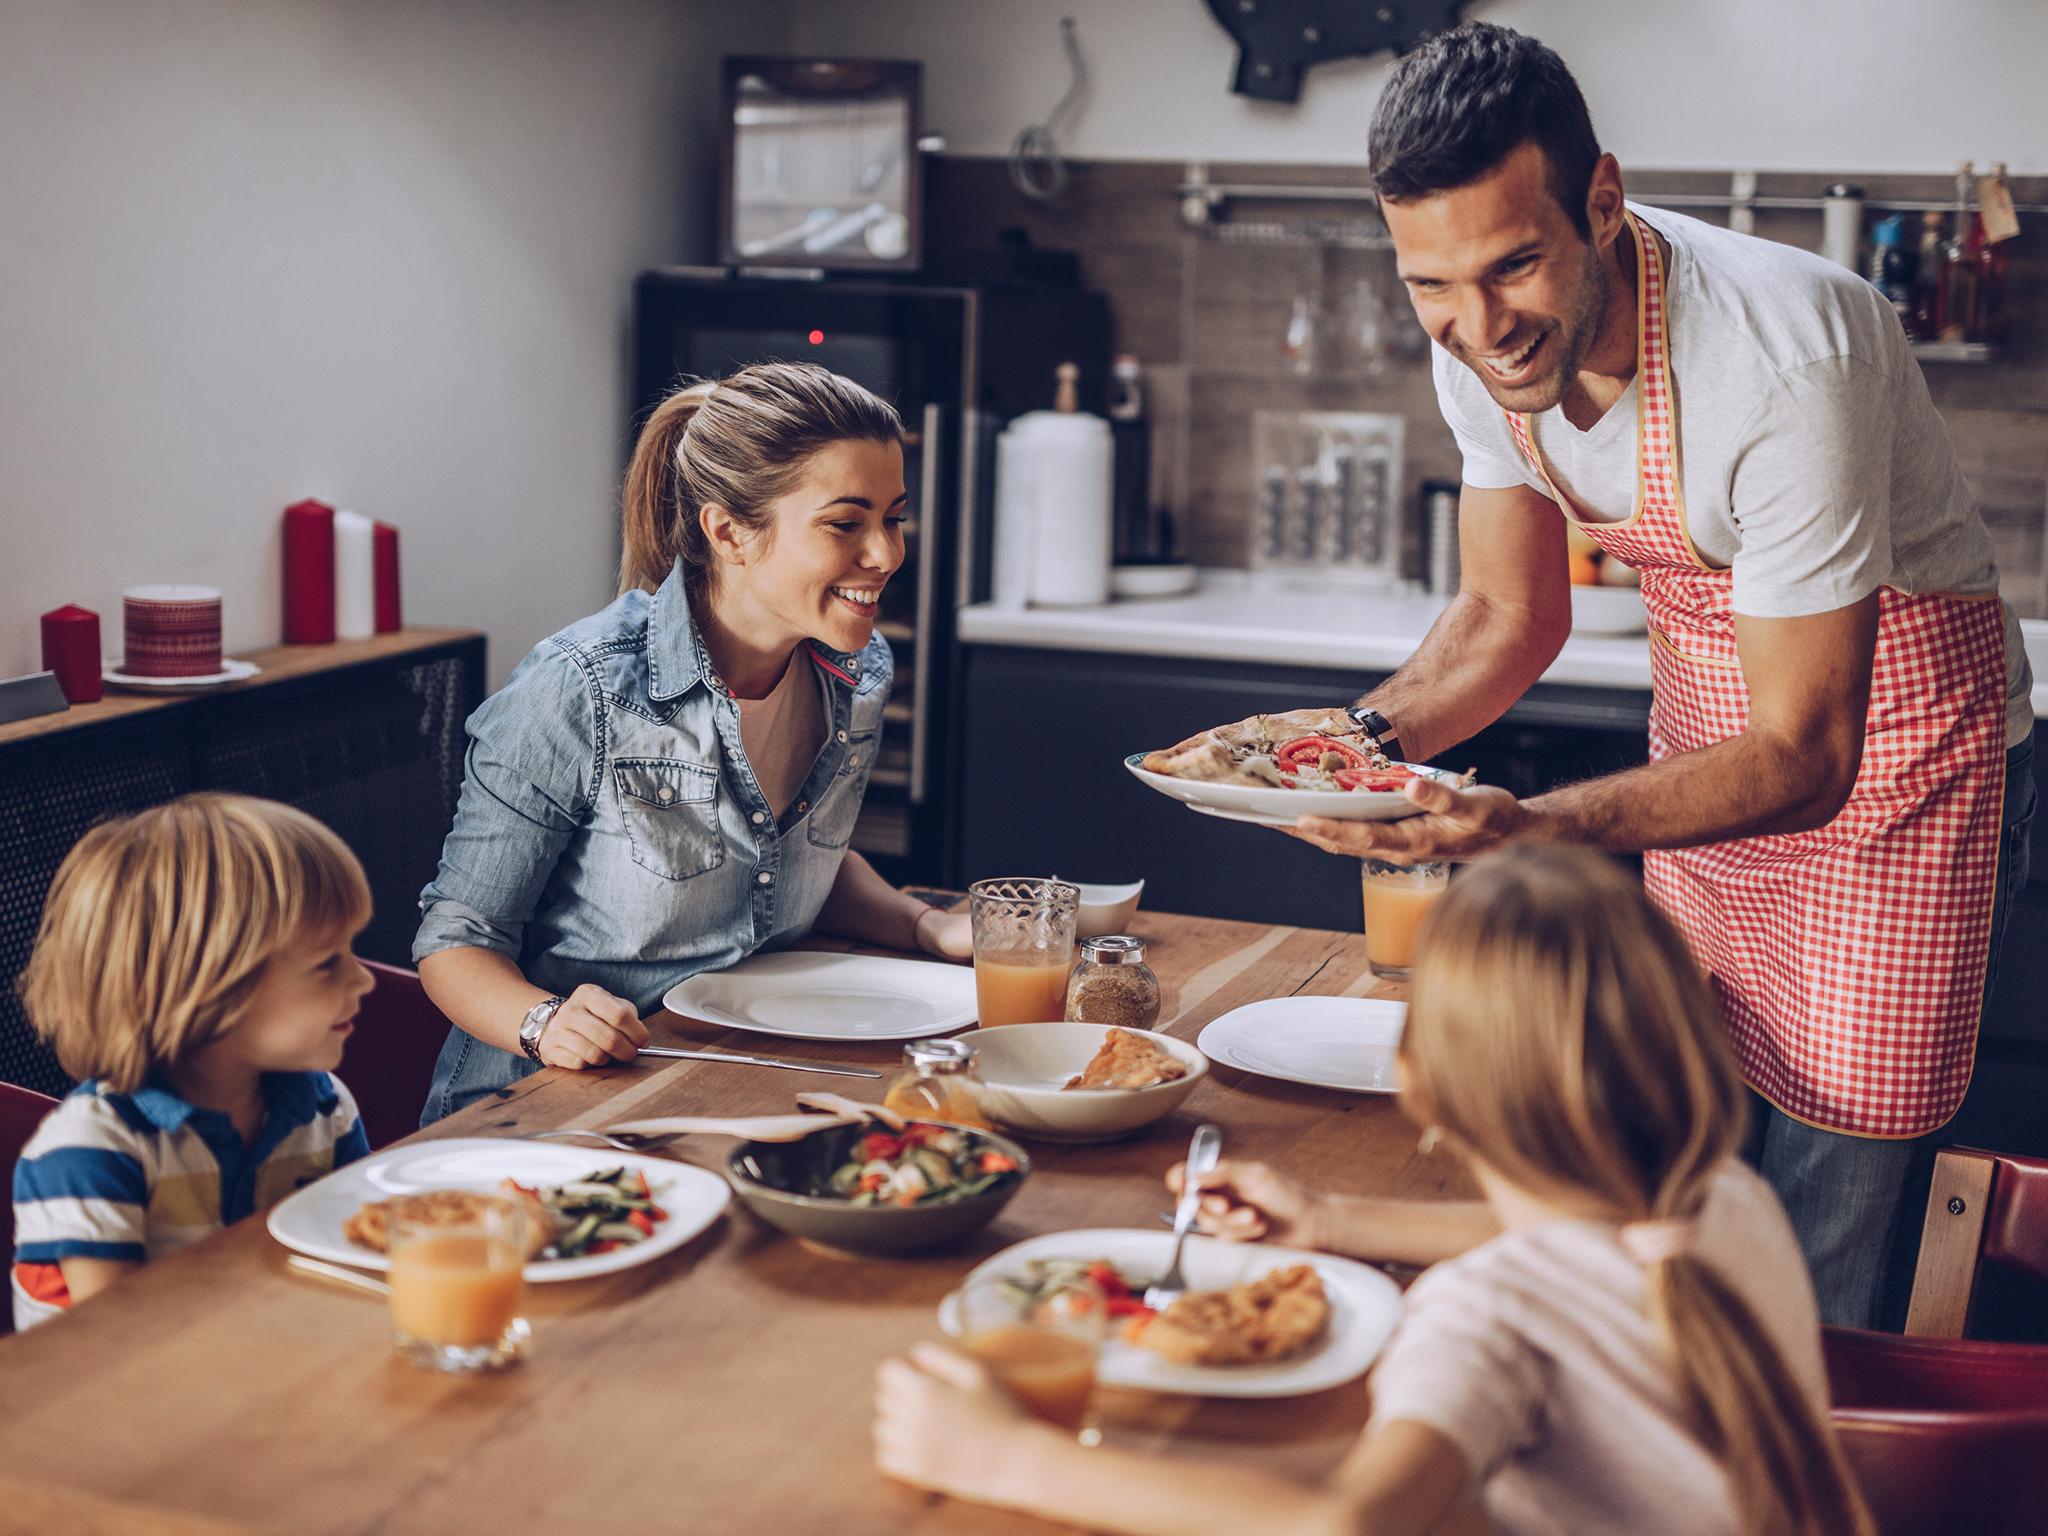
[861,1132,904,1162]
[1275,735,1372,774]
[627,1209,656,1237]
[1333,764,1417,793]
[1084,1260,1132,1297]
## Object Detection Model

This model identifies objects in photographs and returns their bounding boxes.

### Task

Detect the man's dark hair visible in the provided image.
[1368,23,1602,237]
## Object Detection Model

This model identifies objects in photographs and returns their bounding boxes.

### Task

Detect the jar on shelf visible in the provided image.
[1063,936,1162,1030]
[881,1037,992,1129]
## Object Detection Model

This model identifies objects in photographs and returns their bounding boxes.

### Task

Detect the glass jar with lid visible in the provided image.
[1063,935,1161,1030]
[880,1037,992,1129]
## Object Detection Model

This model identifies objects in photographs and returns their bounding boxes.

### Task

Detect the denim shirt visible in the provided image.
[414,564,890,1120]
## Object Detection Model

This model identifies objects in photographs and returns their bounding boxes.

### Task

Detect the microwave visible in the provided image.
[631,271,1110,885]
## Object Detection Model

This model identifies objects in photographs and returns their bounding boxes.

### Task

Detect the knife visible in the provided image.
[636,1045,882,1079]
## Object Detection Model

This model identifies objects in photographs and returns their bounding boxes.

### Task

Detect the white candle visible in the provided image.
[333,509,375,640]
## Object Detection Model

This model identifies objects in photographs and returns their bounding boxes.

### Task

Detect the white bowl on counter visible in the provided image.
[1569,583,1647,635]
[957,1023,1206,1143]
[1073,879,1144,937]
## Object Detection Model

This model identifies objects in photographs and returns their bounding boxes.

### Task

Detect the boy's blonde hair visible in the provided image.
[18,794,371,1092]
[1403,846,1873,1536]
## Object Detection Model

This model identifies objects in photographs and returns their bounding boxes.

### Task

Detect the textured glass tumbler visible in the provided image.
[969,878,1080,1026]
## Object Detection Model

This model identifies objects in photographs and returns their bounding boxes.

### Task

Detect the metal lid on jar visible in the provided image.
[1078,935,1147,966]
[904,1037,975,1073]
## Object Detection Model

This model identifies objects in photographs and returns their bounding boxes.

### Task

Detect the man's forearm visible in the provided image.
[1358,591,1567,762]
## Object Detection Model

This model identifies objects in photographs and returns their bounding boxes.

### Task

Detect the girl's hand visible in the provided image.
[1166,1158,1325,1247]
[874,1342,1039,1500]
[538,984,650,1068]
[913,907,973,963]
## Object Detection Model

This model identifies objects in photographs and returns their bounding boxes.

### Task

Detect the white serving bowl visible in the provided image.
[1569,583,1647,635]
[1073,879,1144,938]
[956,1023,1206,1143]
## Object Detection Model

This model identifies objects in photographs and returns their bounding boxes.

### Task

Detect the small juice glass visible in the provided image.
[386,1194,532,1373]
[1360,858,1450,980]
[953,1273,1107,1442]
[969,878,1079,1026]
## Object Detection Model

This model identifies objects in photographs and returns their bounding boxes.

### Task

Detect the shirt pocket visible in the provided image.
[614,758,725,881]
[805,729,877,849]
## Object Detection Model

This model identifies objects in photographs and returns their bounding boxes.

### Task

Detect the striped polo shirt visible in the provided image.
[12,1071,369,1331]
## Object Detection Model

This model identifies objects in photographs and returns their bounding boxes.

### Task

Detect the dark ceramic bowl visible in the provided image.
[725,1120,1031,1256]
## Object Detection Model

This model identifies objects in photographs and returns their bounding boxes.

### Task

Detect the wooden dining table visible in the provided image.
[0,908,1474,1536]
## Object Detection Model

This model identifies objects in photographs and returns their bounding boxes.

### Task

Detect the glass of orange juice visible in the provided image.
[386,1193,533,1373]
[1360,858,1450,980]
[968,878,1079,1026]
[953,1273,1107,1442]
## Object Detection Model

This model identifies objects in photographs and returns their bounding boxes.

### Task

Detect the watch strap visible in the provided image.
[1344,707,1402,762]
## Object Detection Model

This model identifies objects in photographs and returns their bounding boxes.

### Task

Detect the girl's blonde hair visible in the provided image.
[618,360,903,597]
[1403,846,1872,1536]
[17,794,371,1092]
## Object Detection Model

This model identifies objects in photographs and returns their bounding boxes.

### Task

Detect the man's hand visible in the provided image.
[1284,775,1536,860]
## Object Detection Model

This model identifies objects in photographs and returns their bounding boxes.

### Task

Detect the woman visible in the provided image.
[414,362,968,1121]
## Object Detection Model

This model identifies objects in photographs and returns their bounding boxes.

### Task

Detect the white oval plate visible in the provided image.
[266,1137,729,1282]
[1124,752,1457,823]
[940,1227,1402,1398]
[1196,996,1406,1095]
[103,657,261,691]
[663,951,978,1042]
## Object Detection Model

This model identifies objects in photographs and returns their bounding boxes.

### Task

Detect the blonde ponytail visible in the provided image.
[1403,846,1874,1536]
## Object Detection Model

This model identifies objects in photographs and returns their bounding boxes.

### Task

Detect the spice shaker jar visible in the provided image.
[881,1037,992,1129]
[1063,936,1161,1030]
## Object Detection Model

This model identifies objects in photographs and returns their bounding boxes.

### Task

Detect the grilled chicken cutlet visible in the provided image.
[342,1185,553,1259]
[1064,1029,1188,1091]
[1134,1264,1330,1366]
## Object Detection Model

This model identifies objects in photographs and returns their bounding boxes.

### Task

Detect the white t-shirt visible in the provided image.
[735,650,827,818]
[1368,1160,1824,1536]
[1435,202,2032,747]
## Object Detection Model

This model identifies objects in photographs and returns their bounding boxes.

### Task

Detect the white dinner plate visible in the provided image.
[941,1227,1402,1398]
[1196,996,1406,1095]
[1124,752,1458,824]
[266,1137,729,1282]
[103,657,261,692]
[662,951,978,1042]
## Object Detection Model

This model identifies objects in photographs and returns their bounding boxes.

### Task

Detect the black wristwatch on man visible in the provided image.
[1343,706,1402,765]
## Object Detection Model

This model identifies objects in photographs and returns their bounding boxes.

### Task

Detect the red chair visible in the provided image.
[0,1080,62,1338]
[348,961,454,1149]
[1824,1327,2048,1536]
[1904,1146,2048,1338]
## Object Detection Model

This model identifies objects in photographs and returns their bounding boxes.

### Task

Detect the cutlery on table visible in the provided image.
[636,1045,881,1079]
[286,1255,391,1298]
[1145,1122,1222,1312]
[591,1108,871,1143]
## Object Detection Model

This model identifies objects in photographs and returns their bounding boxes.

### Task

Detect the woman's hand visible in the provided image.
[913,907,973,963]
[874,1342,1042,1501]
[537,983,650,1068]
[1166,1158,1326,1248]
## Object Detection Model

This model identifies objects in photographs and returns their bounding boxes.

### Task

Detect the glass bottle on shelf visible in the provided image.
[1910,211,1945,340]
[881,1038,992,1128]
[1974,162,2013,346]
[1938,161,1979,342]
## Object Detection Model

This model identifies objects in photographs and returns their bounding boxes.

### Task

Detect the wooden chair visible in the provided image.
[348,961,454,1150]
[1904,1146,2048,1338]
[0,1080,62,1338]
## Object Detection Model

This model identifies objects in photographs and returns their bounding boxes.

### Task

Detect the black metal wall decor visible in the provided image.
[1202,0,1468,102]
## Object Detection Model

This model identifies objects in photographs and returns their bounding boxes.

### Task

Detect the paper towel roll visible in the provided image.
[334,509,376,640]
[1020,412,1113,607]
[990,425,1039,610]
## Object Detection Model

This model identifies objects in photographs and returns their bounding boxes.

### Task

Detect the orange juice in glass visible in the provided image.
[953,1274,1106,1439]
[387,1194,532,1372]
[1360,858,1450,980]
[968,878,1078,1026]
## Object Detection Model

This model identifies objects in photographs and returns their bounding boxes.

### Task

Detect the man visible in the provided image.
[1178,23,2035,1329]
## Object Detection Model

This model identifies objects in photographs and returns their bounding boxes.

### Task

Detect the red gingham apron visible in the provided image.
[1503,212,2007,1138]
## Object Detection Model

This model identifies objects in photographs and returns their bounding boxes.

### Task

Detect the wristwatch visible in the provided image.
[518,996,566,1064]
[1343,706,1402,765]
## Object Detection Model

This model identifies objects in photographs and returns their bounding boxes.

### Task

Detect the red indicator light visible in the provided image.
[807,329,825,346]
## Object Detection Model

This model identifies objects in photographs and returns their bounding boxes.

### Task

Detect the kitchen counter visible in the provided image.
[959,570,2048,716]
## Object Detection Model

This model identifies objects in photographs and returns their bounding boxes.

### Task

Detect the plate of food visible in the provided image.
[955,1023,1206,1142]
[1196,996,1405,1095]
[266,1138,730,1281]
[1127,725,1469,826]
[663,951,977,1042]
[940,1228,1402,1398]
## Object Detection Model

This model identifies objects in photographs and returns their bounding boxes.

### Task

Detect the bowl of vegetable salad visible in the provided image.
[725,1118,1030,1256]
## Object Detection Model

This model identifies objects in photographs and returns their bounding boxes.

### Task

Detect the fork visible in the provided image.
[515,1127,678,1153]
[1145,1122,1222,1312]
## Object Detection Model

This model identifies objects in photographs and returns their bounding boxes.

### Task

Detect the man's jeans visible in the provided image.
[1742,736,2036,1330]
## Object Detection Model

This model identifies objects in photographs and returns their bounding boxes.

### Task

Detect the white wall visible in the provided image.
[791,0,2048,174]
[0,0,792,687]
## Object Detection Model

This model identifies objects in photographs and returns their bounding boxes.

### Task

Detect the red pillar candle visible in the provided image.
[282,498,336,644]
[39,604,103,703]
[372,521,402,633]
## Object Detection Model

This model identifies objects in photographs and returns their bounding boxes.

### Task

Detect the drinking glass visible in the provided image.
[386,1193,532,1373]
[969,878,1079,1026]
[1360,859,1450,981]
[952,1272,1107,1442]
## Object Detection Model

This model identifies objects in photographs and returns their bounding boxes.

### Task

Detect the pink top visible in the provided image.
[734,649,827,819]
[1368,1160,1825,1536]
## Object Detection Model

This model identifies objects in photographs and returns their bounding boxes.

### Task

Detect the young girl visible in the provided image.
[414,361,970,1121]
[874,846,1873,1536]
[13,794,373,1330]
